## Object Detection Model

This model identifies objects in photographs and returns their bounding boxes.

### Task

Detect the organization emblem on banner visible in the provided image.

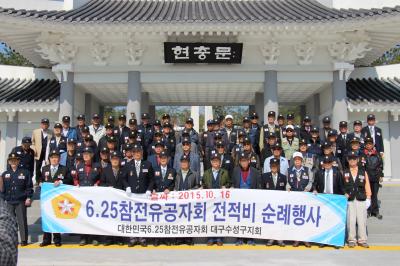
[51,193,81,219]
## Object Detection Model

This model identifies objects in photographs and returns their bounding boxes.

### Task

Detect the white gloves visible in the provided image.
[366,198,371,210]
[126,187,132,197]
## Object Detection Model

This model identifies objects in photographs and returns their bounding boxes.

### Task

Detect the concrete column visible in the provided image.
[255,92,264,124]
[332,71,348,130]
[126,71,141,123]
[191,106,200,133]
[5,112,18,156]
[141,92,149,115]
[264,71,278,123]
[59,72,74,123]
[149,105,156,121]
[84,93,92,120]
[249,105,256,116]
[204,106,213,130]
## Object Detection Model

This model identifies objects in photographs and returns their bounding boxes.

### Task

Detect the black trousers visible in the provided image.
[7,202,28,243]
[370,181,380,215]
[43,232,61,244]
[35,159,44,184]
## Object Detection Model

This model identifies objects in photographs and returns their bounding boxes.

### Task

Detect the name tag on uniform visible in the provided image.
[114,130,118,134]
[337,150,341,154]
[290,174,294,177]
[138,129,142,133]
[45,171,50,176]
[79,168,84,172]
[377,132,381,136]
[18,175,25,179]
[137,138,141,141]
[121,161,126,166]
[58,174,64,180]
[168,174,174,180]
[5,174,10,178]
[360,175,365,180]
[142,169,148,173]
[344,173,350,177]
[77,143,82,146]
[236,148,239,151]
[225,160,230,163]
[51,140,55,143]
[280,182,284,186]
[17,151,21,154]
[155,171,160,176]
[303,175,309,179]
[71,170,76,175]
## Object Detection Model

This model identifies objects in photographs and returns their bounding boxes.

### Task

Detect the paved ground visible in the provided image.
[17,182,400,265]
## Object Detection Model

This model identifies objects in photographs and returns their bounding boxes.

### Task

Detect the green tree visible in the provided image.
[0,43,33,66]
[371,45,400,66]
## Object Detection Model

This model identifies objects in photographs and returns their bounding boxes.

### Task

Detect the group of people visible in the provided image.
[0,111,384,248]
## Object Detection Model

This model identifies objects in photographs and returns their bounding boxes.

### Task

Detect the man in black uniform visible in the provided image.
[114,114,130,146]
[300,115,312,142]
[98,123,119,152]
[260,158,287,247]
[71,147,101,246]
[40,149,70,247]
[122,144,154,247]
[336,121,350,167]
[249,112,261,155]
[76,114,86,141]
[100,151,125,246]
[320,116,332,142]
[152,150,176,246]
[362,114,384,156]
[1,152,33,246]
[12,137,35,177]
[138,113,153,157]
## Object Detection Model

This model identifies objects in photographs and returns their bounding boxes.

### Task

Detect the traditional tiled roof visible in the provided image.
[0,0,399,24]
[347,77,400,103]
[0,78,59,102]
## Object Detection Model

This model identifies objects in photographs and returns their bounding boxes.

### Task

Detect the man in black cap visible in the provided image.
[260,132,282,164]
[114,114,130,145]
[161,122,176,161]
[221,115,238,152]
[39,149,70,247]
[260,111,281,152]
[235,137,260,171]
[98,123,119,152]
[315,141,343,173]
[362,114,384,155]
[307,126,322,156]
[45,123,67,165]
[107,116,115,127]
[89,113,105,145]
[201,119,215,168]
[76,114,86,141]
[100,151,125,246]
[61,116,77,140]
[260,157,287,247]
[1,152,33,246]
[285,113,301,138]
[249,112,261,155]
[31,118,52,185]
[174,154,199,245]
[71,147,101,246]
[336,121,350,167]
[148,141,170,169]
[349,120,365,151]
[263,143,289,176]
[65,138,77,173]
[231,152,260,246]
[277,114,285,133]
[179,118,199,146]
[313,154,344,248]
[122,144,154,247]
[11,137,35,177]
[327,129,338,155]
[152,150,176,246]
[99,147,111,169]
[76,126,90,152]
[300,115,312,142]
[320,116,331,142]
[138,113,153,153]
[361,137,383,219]
[174,137,200,174]
[214,140,234,177]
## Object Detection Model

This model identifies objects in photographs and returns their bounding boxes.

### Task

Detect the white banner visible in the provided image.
[41,183,347,246]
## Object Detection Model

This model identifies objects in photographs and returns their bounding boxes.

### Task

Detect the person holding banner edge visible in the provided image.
[287,152,313,248]
[231,152,260,246]
[259,157,288,247]
[40,149,70,247]
[122,143,154,247]
[71,146,102,246]
[152,150,176,246]
[202,152,231,246]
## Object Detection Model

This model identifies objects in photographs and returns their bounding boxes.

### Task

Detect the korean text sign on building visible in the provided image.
[41,183,347,246]
[164,42,243,64]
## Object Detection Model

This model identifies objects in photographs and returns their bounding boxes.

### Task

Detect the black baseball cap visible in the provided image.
[268,111,276,117]
[210,153,221,161]
[323,116,331,123]
[22,137,32,144]
[41,118,49,124]
[180,154,190,162]
[339,121,348,128]
[353,120,362,126]
[110,151,121,159]
[132,144,143,152]
[350,137,360,143]
[119,114,126,120]
[49,149,60,157]
[365,137,374,144]
[54,123,62,129]
[7,152,20,160]
[129,118,137,125]
[347,151,359,159]
[270,158,280,165]
[186,118,194,124]
[100,147,110,154]
[67,138,76,144]
[161,113,170,119]
[141,113,150,119]
[77,114,85,120]
[82,147,94,154]
[92,113,100,119]
[62,116,70,122]
[105,123,113,129]
[303,115,311,122]
[323,155,334,164]
[328,129,338,137]
[287,113,294,120]
[250,112,259,119]
[277,114,285,120]
[321,141,332,149]
[107,115,114,122]
[367,114,375,120]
